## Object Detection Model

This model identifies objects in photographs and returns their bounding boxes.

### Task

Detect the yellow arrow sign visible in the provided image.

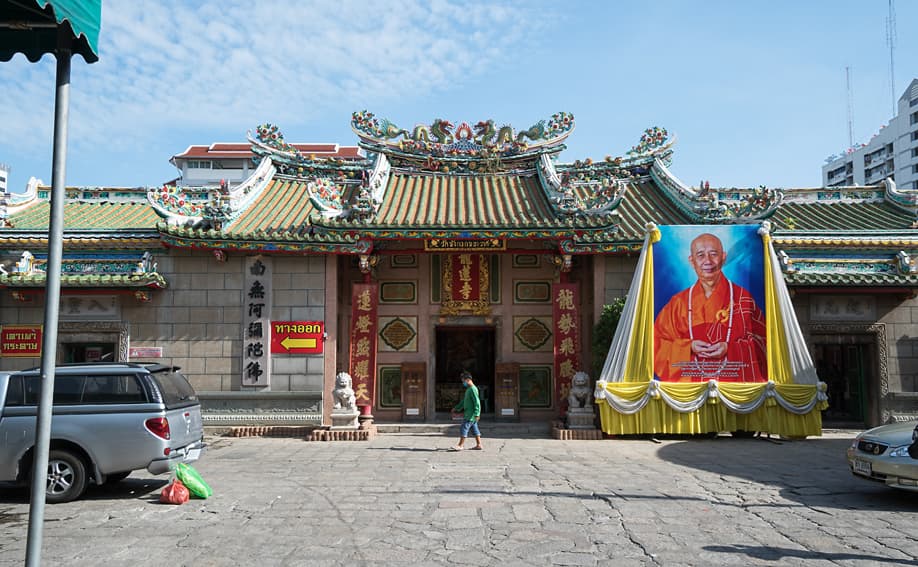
[280,337,317,350]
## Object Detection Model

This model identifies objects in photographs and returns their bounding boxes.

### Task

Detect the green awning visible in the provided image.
[0,0,101,63]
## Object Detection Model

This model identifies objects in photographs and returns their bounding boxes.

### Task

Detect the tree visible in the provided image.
[591,298,626,379]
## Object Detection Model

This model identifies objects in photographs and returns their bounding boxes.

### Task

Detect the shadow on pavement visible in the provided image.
[655,435,918,511]
[705,544,918,565]
[0,477,167,504]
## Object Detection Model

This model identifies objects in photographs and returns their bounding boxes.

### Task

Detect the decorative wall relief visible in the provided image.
[513,316,552,352]
[378,316,418,352]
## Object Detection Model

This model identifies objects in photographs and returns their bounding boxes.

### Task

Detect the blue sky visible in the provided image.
[1,0,915,192]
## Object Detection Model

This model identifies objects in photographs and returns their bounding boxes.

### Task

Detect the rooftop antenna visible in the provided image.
[886,0,897,116]
[846,66,855,149]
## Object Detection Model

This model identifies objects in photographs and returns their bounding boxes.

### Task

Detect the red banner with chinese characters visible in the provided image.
[349,283,378,406]
[553,283,581,415]
[440,254,490,316]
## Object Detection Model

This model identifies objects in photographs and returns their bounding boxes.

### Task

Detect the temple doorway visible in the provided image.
[815,341,875,426]
[434,326,495,415]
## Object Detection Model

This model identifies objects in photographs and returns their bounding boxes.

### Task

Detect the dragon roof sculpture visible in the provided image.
[350,110,575,162]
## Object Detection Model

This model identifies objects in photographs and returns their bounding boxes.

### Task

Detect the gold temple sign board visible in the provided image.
[424,238,505,251]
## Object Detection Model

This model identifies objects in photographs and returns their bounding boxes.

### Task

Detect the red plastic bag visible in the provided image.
[159,479,190,505]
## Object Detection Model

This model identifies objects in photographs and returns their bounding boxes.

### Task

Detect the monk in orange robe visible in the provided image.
[654,233,766,382]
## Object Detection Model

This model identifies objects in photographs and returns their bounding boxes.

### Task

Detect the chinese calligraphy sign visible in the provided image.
[243,257,272,387]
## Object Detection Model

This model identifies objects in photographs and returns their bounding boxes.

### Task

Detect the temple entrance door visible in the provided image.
[815,342,871,426]
[435,326,495,417]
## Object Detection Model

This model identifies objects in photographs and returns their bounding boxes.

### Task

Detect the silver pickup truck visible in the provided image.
[0,362,205,502]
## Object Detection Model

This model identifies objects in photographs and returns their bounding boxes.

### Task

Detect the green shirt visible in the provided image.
[453,384,481,420]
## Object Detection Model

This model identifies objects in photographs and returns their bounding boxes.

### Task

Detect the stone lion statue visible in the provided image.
[568,371,593,410]
[332,371,356,411]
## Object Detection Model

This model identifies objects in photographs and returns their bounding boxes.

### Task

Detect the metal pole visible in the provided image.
[24,30,70,567]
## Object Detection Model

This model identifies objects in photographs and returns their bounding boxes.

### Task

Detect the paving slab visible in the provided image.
[1,430,917,566]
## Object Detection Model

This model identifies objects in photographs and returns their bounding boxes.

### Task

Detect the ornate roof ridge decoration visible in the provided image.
[539,154,632,217]
[650,158,782,223]
[884,178,918,215]
[780,184,887,204]
[0,177,41,224]
[774,251,916,276]
[248,123,373,175]
[1,250,161,277]
[0,251,167,289]
[147,157,275,230]
[349,153,390,221]
[626,127,675,163]
[350,110,575,162]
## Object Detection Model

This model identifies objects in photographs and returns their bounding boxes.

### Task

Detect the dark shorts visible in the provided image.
[459,419,480,438]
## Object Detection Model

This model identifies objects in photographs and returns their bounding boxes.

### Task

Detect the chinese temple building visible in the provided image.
[1,112,916,430]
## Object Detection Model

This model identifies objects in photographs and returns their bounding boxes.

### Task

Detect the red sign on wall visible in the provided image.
[270,321,324,354]
[1,325,43,357]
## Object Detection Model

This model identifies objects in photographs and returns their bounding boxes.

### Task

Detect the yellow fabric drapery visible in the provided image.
[596,380,826,436]
[596,223,826,438]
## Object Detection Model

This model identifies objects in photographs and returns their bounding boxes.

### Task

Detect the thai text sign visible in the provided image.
[129,346,163,359]
[425,238,505,251]
[1,325,42,357]
[652,225,767,382]
[552,283,580,415]
[271,321,324,354]
[349,283,378,405]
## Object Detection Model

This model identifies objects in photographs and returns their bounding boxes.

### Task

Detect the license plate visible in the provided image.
[853,459,872,476]
[185,448,201,462]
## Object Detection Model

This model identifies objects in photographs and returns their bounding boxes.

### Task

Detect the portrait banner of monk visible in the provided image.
[653,225,767,382]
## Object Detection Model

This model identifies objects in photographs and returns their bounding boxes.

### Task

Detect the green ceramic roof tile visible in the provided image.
[374,173,556,227]
[770,201,914,231]
[9,201,161,230]
[226,179,317,235]
[613,179,692,240]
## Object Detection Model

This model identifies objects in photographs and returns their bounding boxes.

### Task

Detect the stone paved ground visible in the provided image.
[1,430,917,566]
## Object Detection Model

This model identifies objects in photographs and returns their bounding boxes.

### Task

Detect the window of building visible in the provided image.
[912,131,918,142]
[187,160,212,169]
[911,111,918,125]
[912,147,918,158]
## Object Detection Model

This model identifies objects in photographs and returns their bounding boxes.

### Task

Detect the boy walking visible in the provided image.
[450,370,482,451]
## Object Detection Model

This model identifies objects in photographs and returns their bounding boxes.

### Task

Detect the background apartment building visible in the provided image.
[823,78,918,189]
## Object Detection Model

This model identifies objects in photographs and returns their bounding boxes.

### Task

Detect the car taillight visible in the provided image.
[145,417,171,440]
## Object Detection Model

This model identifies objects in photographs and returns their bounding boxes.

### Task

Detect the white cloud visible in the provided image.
[0,0,548,182]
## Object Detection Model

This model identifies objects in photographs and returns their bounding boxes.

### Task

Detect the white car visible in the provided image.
[847,420,918,492]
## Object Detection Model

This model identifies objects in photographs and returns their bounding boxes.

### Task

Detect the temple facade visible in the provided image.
[1,113,916,428]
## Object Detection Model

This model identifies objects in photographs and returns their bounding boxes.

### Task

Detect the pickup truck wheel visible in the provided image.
[45,449,88,503]
[104,471,131,484]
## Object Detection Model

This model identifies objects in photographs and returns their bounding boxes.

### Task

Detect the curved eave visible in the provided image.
[783,272,918,287]
[0,230,163,250]
[0,273,168,289]
[309,214,618,233]
[773,231,918,249]
[158,230,370,255]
